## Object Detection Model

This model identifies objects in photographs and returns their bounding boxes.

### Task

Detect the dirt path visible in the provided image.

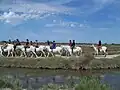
[95,54,120,59]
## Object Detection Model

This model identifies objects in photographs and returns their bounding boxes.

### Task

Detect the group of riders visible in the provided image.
[3,39,102,53]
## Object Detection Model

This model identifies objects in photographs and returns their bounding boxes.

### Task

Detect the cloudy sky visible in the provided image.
[0,0,119,43]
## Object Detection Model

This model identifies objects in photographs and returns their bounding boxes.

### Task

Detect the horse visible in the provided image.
[60,45,83,56]
[1,44,15,57]
[91,44,108,57]
[14,45,25,57]
[35,45,46,57]
[15,45,38,58]
[44,46,63,57]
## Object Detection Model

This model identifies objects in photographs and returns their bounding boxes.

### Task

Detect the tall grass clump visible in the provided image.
[0,75,22,90]
[75,76,111,90]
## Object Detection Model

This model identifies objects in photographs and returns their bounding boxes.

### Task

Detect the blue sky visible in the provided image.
[0,0,120,43]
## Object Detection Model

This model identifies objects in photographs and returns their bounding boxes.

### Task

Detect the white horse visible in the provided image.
[91,44,108,57]
[44,46,63,57]
[15,45,38,58]
[61,45,82,56]
[14,45,25,57]
[1,44,14,57]
[35,45,46,57]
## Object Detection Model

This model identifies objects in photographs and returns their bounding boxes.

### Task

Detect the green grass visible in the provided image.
[0,52,120,70]
[0,53,94,70]
[75,76,111,90]
[0,75,22,90]
[0,76,111,90]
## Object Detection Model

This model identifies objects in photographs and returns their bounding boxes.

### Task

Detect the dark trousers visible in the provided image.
[71,46,75,54]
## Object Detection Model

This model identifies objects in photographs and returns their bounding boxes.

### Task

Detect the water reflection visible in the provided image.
[0,68,120,89]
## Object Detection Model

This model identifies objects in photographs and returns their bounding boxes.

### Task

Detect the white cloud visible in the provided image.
[45,20,89,28]
[0,0,72,25]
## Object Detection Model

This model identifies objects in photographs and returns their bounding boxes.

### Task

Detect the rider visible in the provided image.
[35,40,39,48]
[8,39,12,44]
[47,40,50,46]
[52,41,56,49]
[16,39,21,45]
[30,41,33,45]
[71,40,76,54]
[69,40,72,47]
[25,39,29,51]
[13,39,21,51]
[3,41,7,49]
[50,41,56,52]
[97,40,102,52]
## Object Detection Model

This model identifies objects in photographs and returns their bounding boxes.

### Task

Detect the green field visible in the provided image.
[0,52,120,70]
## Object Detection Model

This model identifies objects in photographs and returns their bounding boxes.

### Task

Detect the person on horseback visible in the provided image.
[30,41,33,45]
[50,41,56,52]
[16,39,21,45]
[8,39,12,44]
[69,40,72,47]
[71,40,76,54]
[47,40,50,46]
[3,41,7,49]
[25,39,30,51]
[97,40,102,52]
[13,39,20,51]
[35,40,39,48]
[3,39,11,49]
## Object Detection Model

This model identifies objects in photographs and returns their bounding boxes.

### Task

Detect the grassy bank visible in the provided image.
[0,55,117,70]
[0,75,111,90]
[0,53,120,70]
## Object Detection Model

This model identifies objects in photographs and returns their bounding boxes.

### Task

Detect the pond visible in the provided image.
[0,68,120,90]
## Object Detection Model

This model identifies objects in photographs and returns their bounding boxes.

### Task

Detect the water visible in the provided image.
[0,68,120,90]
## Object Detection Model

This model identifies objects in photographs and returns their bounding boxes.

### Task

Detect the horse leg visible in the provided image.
[66,51,70,56]
[20,52,23,57]
[67,51,70,57]
[23,51,27,57]
[30,52,34,58]
[103,50,107,57]
[7,50,10,57]
[49,51,54,57]
[58,51,62,56]
[39,51,42,57]
[42,51,46,57]
[33,51,38,58]
[96,50,98,56]
[47,52,50,57]
[0,51,4,57]
[11,51,14,57]
[78,51,80,56]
